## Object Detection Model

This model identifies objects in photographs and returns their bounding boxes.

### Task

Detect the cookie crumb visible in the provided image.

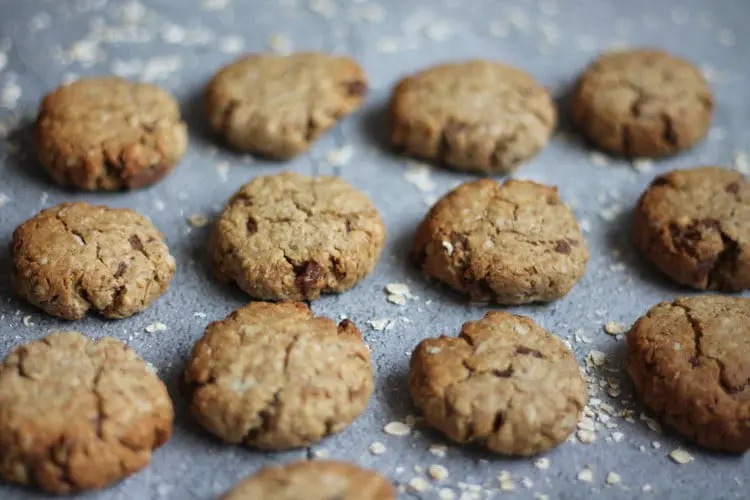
[577,429,597,444]
[428,464,449,481]
[187,214,209,228]
[577,468,594,483]
[384,421,411,436]
[534,458,550,470]
[428,444,448,457]
[603,321,627,335]
[587,350,607,367]
[669,448,694,464]
[369,441,386,455]
[407,477,430,493]
[145,322,168,333]
[606,472,621,485]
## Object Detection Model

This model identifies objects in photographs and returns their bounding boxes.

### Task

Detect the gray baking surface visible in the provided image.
[0,0,748,498]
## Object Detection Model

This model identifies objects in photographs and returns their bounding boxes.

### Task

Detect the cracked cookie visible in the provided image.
[11,202,176,320]
[205,52,367,159]
[35,77,188,190]
[627,296,750,452]
[0,332,173,493]
[571,49,712,158]
[208,172,385,301]
[389,60,556,174]
[413,179,588,304]
[409,311,587,455]
[221,460,395,500]
[185,302,373,449]
[635,167,749,291]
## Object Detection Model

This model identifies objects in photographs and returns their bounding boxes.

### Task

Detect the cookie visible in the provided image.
[413,179,588,304]
[635,167,750,291]
[205,52,367,158]
[35,77,187,190]
[389,60,556,174]
[11,202,176,320]
[627,296,750,452]
[410,312,587,455]
[0,332,173,493]
[221,460,395,500]
[208,172,385,301]
[571,49,712,158]
[185,302,373,449]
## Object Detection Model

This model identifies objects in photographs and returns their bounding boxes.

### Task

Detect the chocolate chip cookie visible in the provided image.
[413,179,588,304]
[208,172,385,301]
[627,296,750,452]
[635,167,749,291]
[410,312,587,455]
[35,77,188,190]
[205,52,367,158]
[0,332,173,493]
[11,202,176,320]
[571,49,712,158]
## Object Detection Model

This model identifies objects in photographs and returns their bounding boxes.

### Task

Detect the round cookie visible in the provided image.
[35,77,188,190]
[571,49,712,158]
[413,179,588,304]
[185,302,373,449]
[634,167,750,291]
[205,52,367,159]
[627,296,750,452]
[221,460,395,500]
[208,172,385,301]
[11,202,176,320]
[0,332,173,493]
[389,60,556,174]
[409,311,587,455]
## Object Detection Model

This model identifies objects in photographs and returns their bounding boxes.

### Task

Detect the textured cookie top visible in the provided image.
[209,172,385,301]
[11,202,176,320]
[410,311,587,455]
[221,460,395,500]
[185,302,373,449]
[35,77,187,190]
[206,52,367,158]
[635,167,749,291]
[0,332,173,493]
[413,179,588,304]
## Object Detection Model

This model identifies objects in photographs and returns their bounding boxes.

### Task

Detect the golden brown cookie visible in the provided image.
[185,302,373,449]
[221,460,395,500]
[627,296,750,452]
[11,202,176,320]
[635,167,750,291]
[410,312,587,456]
[205,52,367,158]
[208,172,385,301]
[0,332,173,493]
[571,49,712,158]
[35,77,187,190]
[413,179,588,304]
[389,60,556,174]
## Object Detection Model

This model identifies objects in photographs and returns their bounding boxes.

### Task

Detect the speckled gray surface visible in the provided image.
[0,0,749,498]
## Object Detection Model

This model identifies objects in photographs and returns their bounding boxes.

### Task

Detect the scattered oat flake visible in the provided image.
[404,162,436,192]
[218,35,244,54]
[589,152,610,166]
[22,316,34,327]
[534,457,550,470]
[369,441,386,455]
[577,429,597,444]
[216,162,230,182]
[652,441,661,449]
[577,468,594,483]
[385,283,409,295]
[577,417,596,432]
[669,448,694,464]
[368,318,392,331]
[603,321,627,335]
[644,417,662,434]
[375,36,400,53]
[521,477,534,489]
[438,489,456,500]
[611,431,624,442]
[588,350,607,367]
[733,150,749,174]
[407,477,430,493]
[384,421,411,436]
[633,158,654,173]
[312,449,328,458]
[325,145,353,166]
[145,322,167,333]
[428,464,449,481]
[0,193,10,208]
[606,472,621,485]
[187,214,209,228]
[498,471,515,491]
[267,33,293,54]
[429,444,447,457]
[387,294,406,306]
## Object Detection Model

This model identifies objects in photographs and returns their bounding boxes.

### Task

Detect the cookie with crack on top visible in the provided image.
[627,296,750,452]
[184,302,373,449]
[208,172,385,301]
[389,60,556,174]
[205,52,367,159]
[412,178,588,304]
[0,332,173,493]
[221,460,395,500]
[571,49,712,158]
[635,166,750,291]
[11,202,176,320]
[35,77,187,190]
[409,311,587,456]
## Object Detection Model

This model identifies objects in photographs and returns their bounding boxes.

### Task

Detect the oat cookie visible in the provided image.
[0,332,173,493]
[185,302,373,449]
[389,60,556,174]
[627,296,750,452]
[208,172,385,301]
[11,202,176,320]
[635,167,749,291]
[413,179,588,304]
[571,49,712,158]
[205,52,367,158]
[221,460,395,500]
[410,312,587,455]
[35,77,188,190]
